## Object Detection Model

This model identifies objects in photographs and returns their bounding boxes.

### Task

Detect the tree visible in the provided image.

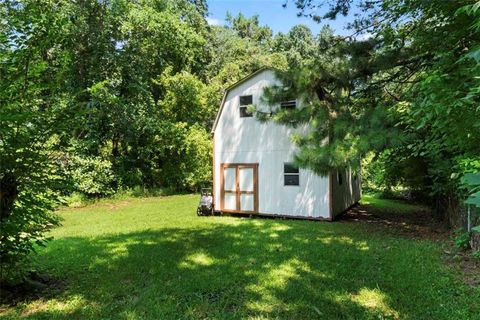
[272,24,316,66]
[264,26,399,174]
[225,12,272,44]
[0,0,214,282]
[0,0,74,282]
[60,0,213,190]
[267,0,480,225]
[157,68,214,126]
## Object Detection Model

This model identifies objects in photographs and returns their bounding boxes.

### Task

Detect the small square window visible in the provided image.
[239,95,253,118]
[240,95,253,105]
[284,163,299,174]
[284,163,299,186]
[240,106,253,117]
[280,99,296,110]
[284,175,299,186]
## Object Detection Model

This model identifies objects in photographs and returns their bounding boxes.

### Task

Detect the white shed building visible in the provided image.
[212,68,361,220]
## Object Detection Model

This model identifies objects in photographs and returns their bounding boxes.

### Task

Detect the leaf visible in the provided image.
[466,47,480,63]
[465,191,480,207]
[462,173,480,187]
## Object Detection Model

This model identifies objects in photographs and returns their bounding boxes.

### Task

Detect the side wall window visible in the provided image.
[284,163,299,186]
[239,95,253,117]
[338,172,343,185]
[280,99,296,110]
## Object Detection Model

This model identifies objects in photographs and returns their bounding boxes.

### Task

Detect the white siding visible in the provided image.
[331,168,362,218]
[213,69,330,218]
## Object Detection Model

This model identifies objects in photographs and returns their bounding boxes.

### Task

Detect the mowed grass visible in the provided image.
[1,195,479,319]
[360,194,428,214]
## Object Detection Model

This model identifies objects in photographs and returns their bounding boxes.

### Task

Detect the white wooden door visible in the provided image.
[239,166,254,211]
[220,164,258,213]
[223,167,237,211]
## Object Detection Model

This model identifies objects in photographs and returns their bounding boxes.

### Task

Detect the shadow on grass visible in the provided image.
[341,202,449,241]
[9,220,476,319]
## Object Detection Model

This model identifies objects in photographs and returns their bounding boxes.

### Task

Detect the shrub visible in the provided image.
[67,155,116,197]
[155,123,212,191]
[474,250,480,259]
[181,124,213,190]
[454,229,471,250]
[64,192,90,208]
[0,178,60,284]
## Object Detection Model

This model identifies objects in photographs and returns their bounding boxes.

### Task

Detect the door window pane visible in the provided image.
[240,194,254,211]
[224,192,237,210]
[239,168,254,192]
[224,167,236,191]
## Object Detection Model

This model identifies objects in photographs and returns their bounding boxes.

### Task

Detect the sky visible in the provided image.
[207,0,357,36]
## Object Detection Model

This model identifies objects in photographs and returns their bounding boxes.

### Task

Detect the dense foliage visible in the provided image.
[1,0,69,281]
[0,0,293,282]
[1,0,479,282]
[463,172,480,252]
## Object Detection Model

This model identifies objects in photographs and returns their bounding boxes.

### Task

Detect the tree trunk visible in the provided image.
[434,194,462,229]
[112,138,119,157]
[471,231,480,251]
[0,174,18,222]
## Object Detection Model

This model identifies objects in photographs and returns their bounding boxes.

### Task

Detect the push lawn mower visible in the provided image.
[197,188,213,216]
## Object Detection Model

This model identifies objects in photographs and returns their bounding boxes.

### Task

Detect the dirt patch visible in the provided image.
[0,272,65,307]
[471,231,480,251]
[442,247,480,288]
[340,203,449,241]
[105,200,131,210]
[69,200,132,211]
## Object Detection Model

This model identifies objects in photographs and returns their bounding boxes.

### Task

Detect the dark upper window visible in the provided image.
[280,99,296,110]
[338,172,343,185]
[284,163,299,186]
[239,95,253,117]
[240,95,253,105]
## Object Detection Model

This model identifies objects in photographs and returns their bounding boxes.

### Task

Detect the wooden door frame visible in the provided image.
[220,163,258,213]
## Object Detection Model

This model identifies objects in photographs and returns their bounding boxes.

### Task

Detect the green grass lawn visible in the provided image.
[360,194,428,213]
[1,194,479,319]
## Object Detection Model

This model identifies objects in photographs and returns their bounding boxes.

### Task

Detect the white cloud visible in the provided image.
[357,32,374,41]
[206,17,222,26]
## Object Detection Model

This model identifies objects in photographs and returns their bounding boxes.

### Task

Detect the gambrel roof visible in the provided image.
[211,67,272,134]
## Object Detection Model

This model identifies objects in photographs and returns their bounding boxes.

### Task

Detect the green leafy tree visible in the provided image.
[156,68,214,126]
[67,155,115,197]
[0,0,214,281]
[225,12,272,44]
[0,0,74,282]
[59,0,213,190]
[272,24,316,66]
